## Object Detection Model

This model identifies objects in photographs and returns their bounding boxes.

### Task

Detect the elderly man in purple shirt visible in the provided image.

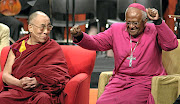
[70,3,178,104]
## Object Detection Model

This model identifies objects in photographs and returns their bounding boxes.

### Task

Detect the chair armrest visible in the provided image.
[97,71,113,99]
[64,73,91,104]
[151,74,180,104]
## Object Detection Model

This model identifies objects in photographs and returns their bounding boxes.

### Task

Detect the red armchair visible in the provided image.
[0,45,96,104]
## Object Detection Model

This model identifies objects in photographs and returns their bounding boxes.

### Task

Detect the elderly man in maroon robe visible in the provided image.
[0,11,71,104]
[70,3,178,104]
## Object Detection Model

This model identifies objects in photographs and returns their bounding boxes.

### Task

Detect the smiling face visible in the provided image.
[28,12,52,44]
[125,8,147,37]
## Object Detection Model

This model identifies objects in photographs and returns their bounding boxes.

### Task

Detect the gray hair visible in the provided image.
[125,7,147,21]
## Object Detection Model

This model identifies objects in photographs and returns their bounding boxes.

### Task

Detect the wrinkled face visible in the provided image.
[125,8,146,37]
[28,14,52,44]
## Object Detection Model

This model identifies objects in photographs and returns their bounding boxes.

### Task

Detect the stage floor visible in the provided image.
[90,55,114,88]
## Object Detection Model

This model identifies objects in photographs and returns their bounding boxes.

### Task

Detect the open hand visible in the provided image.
[146,8,159,20]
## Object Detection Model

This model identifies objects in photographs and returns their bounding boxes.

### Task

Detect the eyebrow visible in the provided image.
[40,23,51,26]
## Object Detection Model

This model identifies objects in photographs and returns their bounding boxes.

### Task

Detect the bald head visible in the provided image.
[125,7,147,21]
[28,11,50,24]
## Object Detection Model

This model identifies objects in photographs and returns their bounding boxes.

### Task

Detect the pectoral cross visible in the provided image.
[127,54,136,67]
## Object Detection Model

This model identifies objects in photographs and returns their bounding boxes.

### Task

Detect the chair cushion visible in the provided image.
[162,40,180,75]
[151,75,180,104]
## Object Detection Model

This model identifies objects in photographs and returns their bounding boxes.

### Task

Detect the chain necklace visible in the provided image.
[127,35,139,67]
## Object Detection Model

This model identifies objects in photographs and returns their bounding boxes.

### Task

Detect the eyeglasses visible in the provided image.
[126,21,140,26]
[31,24,53,31]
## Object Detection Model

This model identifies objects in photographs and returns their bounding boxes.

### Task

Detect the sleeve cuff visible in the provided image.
[73,34,83,43]
[153,18,162,25]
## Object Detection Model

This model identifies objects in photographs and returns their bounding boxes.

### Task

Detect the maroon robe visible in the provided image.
[0,35,71,104]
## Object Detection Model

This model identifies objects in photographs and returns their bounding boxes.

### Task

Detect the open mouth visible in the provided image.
[128,27,139,32]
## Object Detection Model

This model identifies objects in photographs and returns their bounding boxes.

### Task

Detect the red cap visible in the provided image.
[128,3,146,12]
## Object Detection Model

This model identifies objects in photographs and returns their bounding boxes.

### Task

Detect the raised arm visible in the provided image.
[70,25,113,51]
[146,8,178,51]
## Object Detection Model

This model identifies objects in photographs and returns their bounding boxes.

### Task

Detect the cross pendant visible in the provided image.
[127,54,136,67]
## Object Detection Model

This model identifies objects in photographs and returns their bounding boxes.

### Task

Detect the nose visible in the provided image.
[43,28,50,35]
[128,23,135,29]
[43,29,48,35]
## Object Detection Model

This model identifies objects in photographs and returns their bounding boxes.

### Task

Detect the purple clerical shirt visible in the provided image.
[75,20,178,104]
[76,20,178,77]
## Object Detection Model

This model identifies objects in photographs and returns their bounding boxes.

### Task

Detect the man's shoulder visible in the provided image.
[144,23,158,37]
[49,39,60,46]
[48,39,63,50]
[146,22,156,30]
[0,23,9,30]
[146,22,155,26]
[0,23,10,37]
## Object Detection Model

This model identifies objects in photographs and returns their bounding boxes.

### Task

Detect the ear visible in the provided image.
[144,18,148,25]
[28,24,33,33]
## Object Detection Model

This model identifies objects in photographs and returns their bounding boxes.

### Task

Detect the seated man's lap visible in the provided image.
[0,89,51,103]
[97,77,151,104]
[29,92,52,103]
[0,89,27,104]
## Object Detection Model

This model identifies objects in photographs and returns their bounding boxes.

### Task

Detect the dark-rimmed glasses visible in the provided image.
[126,22,140,26]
